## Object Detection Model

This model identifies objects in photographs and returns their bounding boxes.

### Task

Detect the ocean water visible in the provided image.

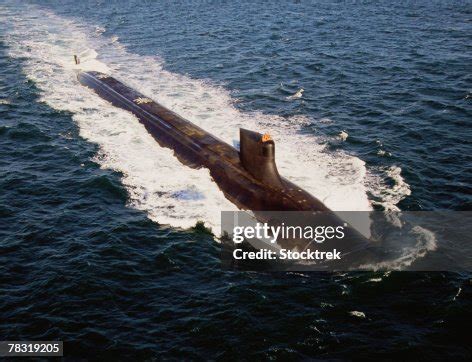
[0,0,471,359]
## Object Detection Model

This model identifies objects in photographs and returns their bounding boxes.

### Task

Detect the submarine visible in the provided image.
[76,70,331,213]
[76,65,379,269]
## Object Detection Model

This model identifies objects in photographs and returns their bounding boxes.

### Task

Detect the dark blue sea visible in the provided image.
[0,0,471,360]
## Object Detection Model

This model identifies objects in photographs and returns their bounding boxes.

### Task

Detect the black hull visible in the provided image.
[77,71,330,213]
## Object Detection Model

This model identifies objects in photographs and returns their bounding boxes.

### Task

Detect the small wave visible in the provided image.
[95,26,105,35]
[386,166,411,200]
[349,311,366,318]
[319,118,334,124]
[368,166,411,211]
[377,149,392,157]
[286,88,304,100]
[360,225,437,271]
[375,140,392,157]
[338,130,348,141]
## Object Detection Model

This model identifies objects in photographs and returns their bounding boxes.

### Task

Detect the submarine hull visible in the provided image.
[77,71,330,213]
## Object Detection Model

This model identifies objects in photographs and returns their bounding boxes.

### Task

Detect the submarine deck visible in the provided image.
[78,71,329,212]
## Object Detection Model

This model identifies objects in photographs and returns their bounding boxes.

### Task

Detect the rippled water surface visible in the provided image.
[0,0,471,359]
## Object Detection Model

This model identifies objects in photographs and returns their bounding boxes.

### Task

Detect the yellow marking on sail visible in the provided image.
[261,133,272,142]
[134,97,153,104]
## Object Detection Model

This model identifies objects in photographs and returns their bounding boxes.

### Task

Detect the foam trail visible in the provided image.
[2,5,235,233]
[359,225,437,271]
[368,166,412,211]
[1,4,398,234]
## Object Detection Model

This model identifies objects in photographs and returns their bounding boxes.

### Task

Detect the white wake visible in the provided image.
[0,4,412,235]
